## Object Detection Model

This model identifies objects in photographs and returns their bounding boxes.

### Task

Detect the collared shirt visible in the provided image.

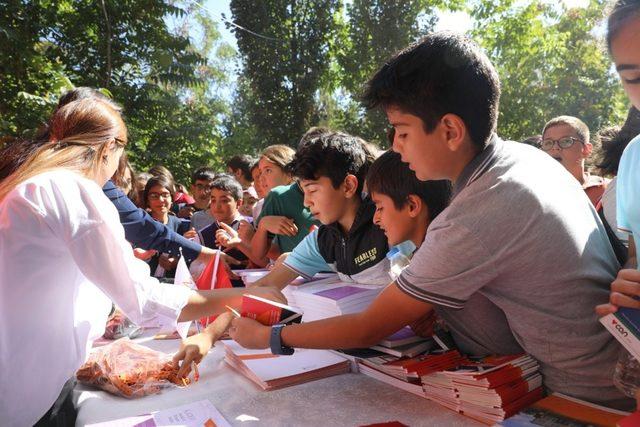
[0,170,195,427]
[397,136,626,406]
[582,172,609,207]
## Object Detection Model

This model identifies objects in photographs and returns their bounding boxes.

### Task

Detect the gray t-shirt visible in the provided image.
[397,137,628,406]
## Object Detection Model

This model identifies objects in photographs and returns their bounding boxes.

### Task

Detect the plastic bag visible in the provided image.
[77,338,191,398]
[102,310,143,340]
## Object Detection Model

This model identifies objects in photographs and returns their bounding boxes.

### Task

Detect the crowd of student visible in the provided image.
[2,0,640,426]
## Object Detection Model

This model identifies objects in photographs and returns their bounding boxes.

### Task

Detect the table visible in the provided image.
[74,339,482,427]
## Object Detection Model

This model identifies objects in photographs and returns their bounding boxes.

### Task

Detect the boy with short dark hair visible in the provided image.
[226,155,255,189]
[187,167,217,229]
[541,115,608,206]
[248,130,388,288]
[368,150,450,247]
[229,32,630,409]
[198,176,249,270]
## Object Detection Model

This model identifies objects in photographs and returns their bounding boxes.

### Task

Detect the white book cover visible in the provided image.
[224,340,348,382]
[600,311,640,361]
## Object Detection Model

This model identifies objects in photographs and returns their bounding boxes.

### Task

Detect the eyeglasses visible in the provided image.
[540,137,583,151]
[148,192,172,201]
[194,183,213,191]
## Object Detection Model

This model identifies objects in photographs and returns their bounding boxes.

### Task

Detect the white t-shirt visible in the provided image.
[601,176,628,246]
[0,170,194,427]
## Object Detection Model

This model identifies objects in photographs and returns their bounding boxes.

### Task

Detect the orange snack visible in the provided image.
[77,338,192,398]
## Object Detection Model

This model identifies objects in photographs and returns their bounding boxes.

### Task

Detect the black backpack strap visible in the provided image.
[597,205,628,266]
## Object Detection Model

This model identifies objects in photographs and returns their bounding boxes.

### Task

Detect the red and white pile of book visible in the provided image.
[222,340,351,391]
[422,354,544,425]
[357,349,464,398]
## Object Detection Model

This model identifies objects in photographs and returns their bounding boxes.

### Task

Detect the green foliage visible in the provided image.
[0,0,234,184]
[1,0,631,179]
[0,0,73,137]
[470,0,628,141]
[228,0,341,148]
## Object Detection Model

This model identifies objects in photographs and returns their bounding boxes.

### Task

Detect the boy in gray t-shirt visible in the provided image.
[397,136,623,404]
[225,32,631,409]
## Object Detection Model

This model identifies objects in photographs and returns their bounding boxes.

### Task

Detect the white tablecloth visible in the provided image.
[74,339,481,427]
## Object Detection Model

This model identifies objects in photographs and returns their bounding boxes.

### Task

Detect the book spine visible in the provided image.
[600,313,640,361]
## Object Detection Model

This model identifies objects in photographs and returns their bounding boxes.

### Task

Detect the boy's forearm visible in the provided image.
[250,227,271,260]
[178,288,244,322]
[280,313,388,349]
[252,263,299,291]
[280,284,434,349]
[203,312,234,342]
[234,240,269,267]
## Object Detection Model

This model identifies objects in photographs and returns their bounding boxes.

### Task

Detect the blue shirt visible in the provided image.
[102,180,201,262]
[617,134,640,248]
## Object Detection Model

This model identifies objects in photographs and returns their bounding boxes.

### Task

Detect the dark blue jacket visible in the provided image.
[102,180,201,262]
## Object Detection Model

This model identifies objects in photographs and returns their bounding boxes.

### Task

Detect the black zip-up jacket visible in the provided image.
[316,197,390,284]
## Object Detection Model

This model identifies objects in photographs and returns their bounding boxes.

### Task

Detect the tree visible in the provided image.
[228,0,341,147]
[0,0,236,183]
[470,0,628,141]
[0,0,74,138]
[330,0,444,145]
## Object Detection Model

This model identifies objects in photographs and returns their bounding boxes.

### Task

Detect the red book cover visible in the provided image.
[395,351,465,376]
[488,375,540,405]
[618,411,640,427]
[240,294,303,326]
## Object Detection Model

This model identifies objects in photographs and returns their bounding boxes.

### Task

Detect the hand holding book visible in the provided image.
[229,294,304,350]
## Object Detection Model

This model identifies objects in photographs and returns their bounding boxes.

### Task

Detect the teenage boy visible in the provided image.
[229,32,630,409]
[226,154,255,189]
[248,130,389,288]
[541,116,608,206]
[369,150,523,351]
[178,167,216,222]
[198,176,248,260]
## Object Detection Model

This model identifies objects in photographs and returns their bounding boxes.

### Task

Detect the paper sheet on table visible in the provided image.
[152,399,231,427]
[85,400,230,427]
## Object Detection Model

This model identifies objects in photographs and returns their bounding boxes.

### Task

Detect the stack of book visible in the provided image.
[370,327,435,358]
[288,277,384,322]
[223,340,351,391]
[422,354,544,425]
[356,350,465,399]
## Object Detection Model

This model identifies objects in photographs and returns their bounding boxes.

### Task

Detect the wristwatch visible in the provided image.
[270,324,294,355]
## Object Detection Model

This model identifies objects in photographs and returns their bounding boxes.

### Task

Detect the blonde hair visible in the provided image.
[260,144,295,170]
[0,98,126,202]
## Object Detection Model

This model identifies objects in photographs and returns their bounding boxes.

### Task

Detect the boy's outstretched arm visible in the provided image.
[249,262,299,291]
[230,282,433,350]
[177,286,286,322]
